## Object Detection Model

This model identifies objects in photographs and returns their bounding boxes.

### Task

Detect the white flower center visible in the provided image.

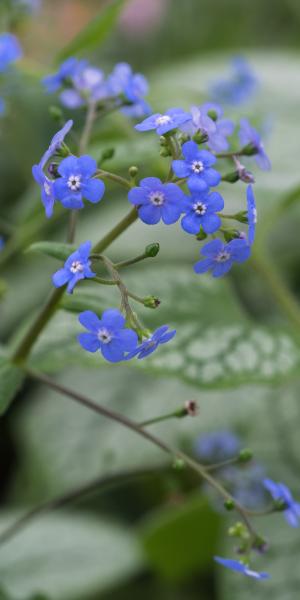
[70,260,84,274]
[44,181,51,196]
[191,160,204,174]
[193,201,207,215]
[155,115,172,126]
[97,328,112,344]
[67,174,81,191]
[149,191,165,206]
[216,250,230,263]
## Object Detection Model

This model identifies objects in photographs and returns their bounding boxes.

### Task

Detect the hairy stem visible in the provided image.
[26,368,257,537]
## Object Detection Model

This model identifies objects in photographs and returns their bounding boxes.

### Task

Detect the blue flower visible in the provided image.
[43,57,81,93]
[182,103,234,152]
[210,57,258,106]
[263,479,300,527]
[247,185,256,245]
[181,191,224,235]
[78,309,138,363]
[106,62,151,118]
[194,238,251,277]
[53,155,105,210]
[172,141,221,193]
[0,33,22,72]
[239,119,271,171]
[127,325,176,359]
[135,108,190,135]
[194,430,241,463]
[0,236,4,251]
[39,120,73,168]
[52,241,95,294]
[60,63,107,109]
[32,164,56,218]
[214,557,269,580]
[128,177,185,225]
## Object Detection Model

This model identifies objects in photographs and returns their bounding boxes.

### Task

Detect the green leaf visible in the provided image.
[0,512,142,600]
[140,493,220,581]
[29,265,300,389]
[0,356,24,415]
[60,291,106,314]
[57,0,128,62]
[26,242,76,262]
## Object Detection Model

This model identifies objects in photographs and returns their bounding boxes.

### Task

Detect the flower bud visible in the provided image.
[160,148,171,157]
[228,522,248,538]
[238,167,255,184]
[129,165,138,177]
[238,448,253,463]
[273,499,288,512]
[193,132,209,144]
[184,400,198,416]
[145,242,160,257]
[196,229,208,241]
[159,135,168,146]
[143,296,161,309]
[173,458,185,470]
[234,211,248,224]
[207,109,218,121]
[241,142,258,156]
[101,148,115,162]
[224,498,235,511]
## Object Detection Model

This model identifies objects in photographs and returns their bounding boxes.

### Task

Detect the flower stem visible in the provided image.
[25,368,258,537]
[139,406,189,427]
[96,169,131,190]
[11,207,138,363]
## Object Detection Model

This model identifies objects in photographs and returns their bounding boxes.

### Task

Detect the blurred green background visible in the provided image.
[1,1,300,599]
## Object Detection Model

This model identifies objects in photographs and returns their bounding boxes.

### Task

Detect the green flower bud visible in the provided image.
[207,109,218,121]
[193,132,209,144]
[238,448,253,463]
[159,136,168,146]
[145,242,160,257]
[196,229,208,241]
[223,229,241,243]
[224,498,235,511]
[101,148,115,162]
[129,165,138,177]
[241,142,258,156]
[143,296,161,309]
[234,211,248,224]
[160,148,171,157]
[173,458,185,470]
[228,521,248,538]
[273,499,288,512]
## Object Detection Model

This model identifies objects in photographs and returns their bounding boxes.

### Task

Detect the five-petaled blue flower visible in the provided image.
[194,238,251,278]
[128,177,185,225]
[106,62,151,118]
[182,103,234,153]
[172,141,221,193]
[52,241,95,294]
[127,325,176,360]
[78,309,138,363]
[214,557,269,580]
[0,33,22,72]
[239,118,271,171]
[135,108,190,135]
[43,57,80,93]
[32,164,56,218]
[181,191,224,235]
[53,155,105,210]
[210,56,258,106]
[39,120,73,169]
[247,184,257,245]
[263,478,300,528]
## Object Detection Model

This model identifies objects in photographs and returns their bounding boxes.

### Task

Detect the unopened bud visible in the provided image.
[173,458,185,470]
[238,167,255,184]
[223,229,241,243]
[238,448,253,463]
[160,148,171,157]
[143,296,161,309]
[234,211,248,224]
[184,400,198,416]
[129,165,138,177]
[207,109,218,121]
[159,135,168,146]
[224,498,235,511]
[273,499,288,512]
[145,242,160,257]
[253,536,269,554]
[196,229,208,241]
[228,522,248,538]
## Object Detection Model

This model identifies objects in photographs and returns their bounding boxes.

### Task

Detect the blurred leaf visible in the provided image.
[58,0,128,62]
[60,291,106,314]
[140,493,219,581]
[29,265,300,389]
[26,241,76,262]
[0,512,143,600]
[0,356,24,415]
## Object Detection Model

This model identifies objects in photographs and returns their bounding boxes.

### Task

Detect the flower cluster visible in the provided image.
[43,59,150,117]
[132,98,269,278]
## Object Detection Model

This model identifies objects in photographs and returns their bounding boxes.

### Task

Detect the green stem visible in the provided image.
[25,368,257,537]
[114,252,148,270]
[97,169,131,190]
[0,465,163,545]
[251,251,300,331]
[11,207,138,363]
[139,406,188,427]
